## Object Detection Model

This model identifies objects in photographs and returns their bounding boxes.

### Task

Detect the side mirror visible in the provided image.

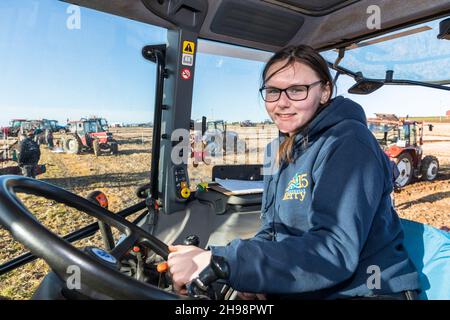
[437,18,450,40]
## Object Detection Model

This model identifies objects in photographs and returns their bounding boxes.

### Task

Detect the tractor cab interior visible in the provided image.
[0,0,449,300]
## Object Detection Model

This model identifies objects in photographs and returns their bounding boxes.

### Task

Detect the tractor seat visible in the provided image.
[400,218,450,300]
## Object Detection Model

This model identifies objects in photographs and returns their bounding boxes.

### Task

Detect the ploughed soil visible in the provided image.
[393,122,450,229]
[0,124,448,299]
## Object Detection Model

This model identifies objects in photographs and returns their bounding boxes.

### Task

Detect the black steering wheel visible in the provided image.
[0,175,185,300]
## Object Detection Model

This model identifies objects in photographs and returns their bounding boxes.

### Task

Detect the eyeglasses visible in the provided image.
[259,80,324,102]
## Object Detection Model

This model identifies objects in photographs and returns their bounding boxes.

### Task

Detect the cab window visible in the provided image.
[189,40,279,185]
[0,0,167,299]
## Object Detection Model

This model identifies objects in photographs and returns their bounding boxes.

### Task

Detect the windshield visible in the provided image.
[84,121,99,133]
[207,122,216,131]
[322,17,450,83]
[368,123,399,145]
[11,120,23,127]
[189,40,279,184]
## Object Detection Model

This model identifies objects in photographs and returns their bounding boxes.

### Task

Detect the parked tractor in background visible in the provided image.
[19,120,47,145]
[62,118,119,156]
[205,120,240,154]
[1,119,65,139]
[240,120,256,127]
[0,137,46,177]
[190,118,245,166]
[1,119,27,138]
[368,113,439,188]
[42,119,67,134]
[18,119,66,145]
[0,139,20,175]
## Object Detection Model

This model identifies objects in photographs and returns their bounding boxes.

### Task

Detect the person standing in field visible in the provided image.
[46,128,54,149]
[18,130,41,178]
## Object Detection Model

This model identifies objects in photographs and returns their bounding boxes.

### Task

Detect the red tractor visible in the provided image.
[62,118,119,156]
[1,119,27,138]
[368,114,439,188]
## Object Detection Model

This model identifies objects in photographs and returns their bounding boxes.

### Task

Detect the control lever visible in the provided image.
[136,183,151,199]
[187,255,230,299]
[183,234,200,247]
[86,191,115,251]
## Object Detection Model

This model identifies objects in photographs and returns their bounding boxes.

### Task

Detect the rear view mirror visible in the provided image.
[348,79,384,95]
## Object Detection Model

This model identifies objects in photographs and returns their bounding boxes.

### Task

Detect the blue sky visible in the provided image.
[0,0,448,127]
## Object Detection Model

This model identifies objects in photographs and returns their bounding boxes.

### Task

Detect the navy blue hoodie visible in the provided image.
[210,96,420,299]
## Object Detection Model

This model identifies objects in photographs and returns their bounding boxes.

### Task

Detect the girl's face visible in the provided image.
[264,60,331,136]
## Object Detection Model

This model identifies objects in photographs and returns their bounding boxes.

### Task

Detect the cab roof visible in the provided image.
[62,0,450,52]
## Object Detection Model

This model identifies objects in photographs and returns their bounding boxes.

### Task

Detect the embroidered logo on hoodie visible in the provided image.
[283,173,309,201]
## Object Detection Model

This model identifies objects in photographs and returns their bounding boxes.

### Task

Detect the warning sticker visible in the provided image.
[183,41,195,54]
[182,53,194,66]
[181,68,191,80]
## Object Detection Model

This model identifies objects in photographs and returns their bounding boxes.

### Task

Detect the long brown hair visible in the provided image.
[262,45,334,164]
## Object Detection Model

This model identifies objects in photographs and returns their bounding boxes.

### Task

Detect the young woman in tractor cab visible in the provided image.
[168,45,420,300]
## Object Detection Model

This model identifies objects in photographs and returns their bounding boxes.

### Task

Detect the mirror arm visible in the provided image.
[333,47,346,68]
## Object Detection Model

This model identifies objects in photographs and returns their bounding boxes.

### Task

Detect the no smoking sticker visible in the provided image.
[181,68,191,80]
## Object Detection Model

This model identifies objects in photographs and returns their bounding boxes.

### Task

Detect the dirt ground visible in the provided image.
[0,123,448,299]
[394,123,450,228]
[0,127,153,299]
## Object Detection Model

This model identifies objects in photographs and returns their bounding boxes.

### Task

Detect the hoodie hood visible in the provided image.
[290,96,367,148]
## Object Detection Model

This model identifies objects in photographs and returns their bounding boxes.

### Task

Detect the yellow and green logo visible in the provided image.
[283,173,309,202]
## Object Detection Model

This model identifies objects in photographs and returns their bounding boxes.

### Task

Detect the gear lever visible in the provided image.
[183,234,200,247]
[187,255,230,299]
